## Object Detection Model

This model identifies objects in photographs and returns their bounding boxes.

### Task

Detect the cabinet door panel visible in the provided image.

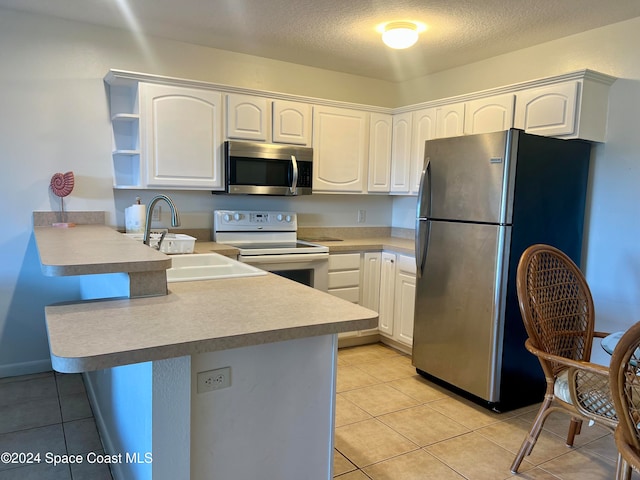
[390,112,412,193]
[514,81,578,137]
[378,252,396,336]
[313,106,369,193]
[140,83,223,189]
[436,104,464,138]
[227,94,269,141]
[362,252,381,313]
[410,108,436,194]
[272,100,311,145]
[464,94,515,135]
[394,255,416,347]
[368,113,392,192]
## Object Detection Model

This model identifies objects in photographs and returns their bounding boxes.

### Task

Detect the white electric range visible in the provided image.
[213,210,329,291]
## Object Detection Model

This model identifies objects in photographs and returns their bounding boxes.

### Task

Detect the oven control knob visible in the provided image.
[233,212,241,221]
[276,214,284,222]
[223,213,231,222]
[285,215,292,223]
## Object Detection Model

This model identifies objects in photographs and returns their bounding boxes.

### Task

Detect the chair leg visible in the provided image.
[511,396,552,473]
[566,417,582,447]
[615,454,632,480]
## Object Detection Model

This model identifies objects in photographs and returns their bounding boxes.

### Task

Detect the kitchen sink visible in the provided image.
[166,253,267,282]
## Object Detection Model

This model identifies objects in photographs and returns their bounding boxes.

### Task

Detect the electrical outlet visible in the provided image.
[357,209,366,224]
[197,367,231,393]
[152,205,161,222]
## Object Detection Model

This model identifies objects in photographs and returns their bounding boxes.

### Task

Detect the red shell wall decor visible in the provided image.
[50,171,75,197]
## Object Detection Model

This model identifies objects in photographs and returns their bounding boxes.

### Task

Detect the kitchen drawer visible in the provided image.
[328,287,360,303]
[328,270,360,289]
[328,253,361,271]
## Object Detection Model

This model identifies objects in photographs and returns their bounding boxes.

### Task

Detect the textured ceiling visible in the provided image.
[2,0,640,82]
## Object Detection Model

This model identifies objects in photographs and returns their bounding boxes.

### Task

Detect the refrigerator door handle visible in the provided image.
[416,156,431,219]
[415,156,431,278]
[415,219,430,279]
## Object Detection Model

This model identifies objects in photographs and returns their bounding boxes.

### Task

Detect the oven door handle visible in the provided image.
[289,154,298,195]
[238,253,329,264]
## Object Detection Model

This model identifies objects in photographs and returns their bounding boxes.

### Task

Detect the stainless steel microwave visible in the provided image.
[224,141,313,195]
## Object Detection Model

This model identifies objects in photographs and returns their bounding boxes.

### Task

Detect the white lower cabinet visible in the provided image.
[378,253,416,350]
[360,252,382,334]
[393,254,417,347]
[333,250,416,352]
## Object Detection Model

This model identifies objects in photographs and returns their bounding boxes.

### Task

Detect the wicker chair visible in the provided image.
[511,244,618,473]
[610,321,640,480]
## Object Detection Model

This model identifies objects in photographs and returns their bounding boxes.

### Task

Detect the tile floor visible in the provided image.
[0,371,112,480]
[0,344,635,480]
[334,342,638,480]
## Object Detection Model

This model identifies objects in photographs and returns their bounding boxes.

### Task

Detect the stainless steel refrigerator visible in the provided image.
[413,128,591,411]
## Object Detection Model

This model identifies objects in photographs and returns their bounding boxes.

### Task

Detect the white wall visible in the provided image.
[394,16,640,333]
[0,8,396,376]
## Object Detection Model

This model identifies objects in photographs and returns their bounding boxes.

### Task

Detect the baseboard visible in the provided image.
[338,333,380,349]
[0,358,52,378]
[83,373,126,480]
[378,337,412,356]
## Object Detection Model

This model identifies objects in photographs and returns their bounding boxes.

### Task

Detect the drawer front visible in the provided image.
[328,253,361,271]
[328,270,360,289]
[328,287,360,303]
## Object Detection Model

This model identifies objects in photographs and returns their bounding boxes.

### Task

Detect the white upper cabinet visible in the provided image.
[272,100,312,146]
[410,108,437,194]
[514,81,578,138]
[389,107,436,196]
[106,69,615,191]
[140,83,224,190]
[390,112,413,194]
[436,103,465,138]
[368,113,392,193]
[464,94,515,135]
[226,94,312,145]
[313,106,369,193]
[226,94,269,142]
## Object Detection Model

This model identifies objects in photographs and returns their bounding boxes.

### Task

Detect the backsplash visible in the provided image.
[33,211,106,227]
[297,226,413,240]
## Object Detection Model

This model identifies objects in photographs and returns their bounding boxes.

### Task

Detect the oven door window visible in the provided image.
[229,157,291,187]
[271,269,313,287]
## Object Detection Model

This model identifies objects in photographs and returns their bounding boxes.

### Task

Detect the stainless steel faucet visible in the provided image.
[143,194,181,249]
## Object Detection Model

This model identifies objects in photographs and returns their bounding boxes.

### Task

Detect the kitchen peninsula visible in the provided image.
[34,213,378,480]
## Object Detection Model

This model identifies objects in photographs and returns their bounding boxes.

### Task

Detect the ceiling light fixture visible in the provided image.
[381,22,423,49]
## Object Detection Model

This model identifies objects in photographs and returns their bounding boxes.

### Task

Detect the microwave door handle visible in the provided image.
[290,154,298,195]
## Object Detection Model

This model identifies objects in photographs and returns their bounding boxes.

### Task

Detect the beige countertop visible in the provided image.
[194,236,415,257]
[35,219,378,373]
[46,274,377,373]
[305,236,414,256]
[34,224,171,276]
